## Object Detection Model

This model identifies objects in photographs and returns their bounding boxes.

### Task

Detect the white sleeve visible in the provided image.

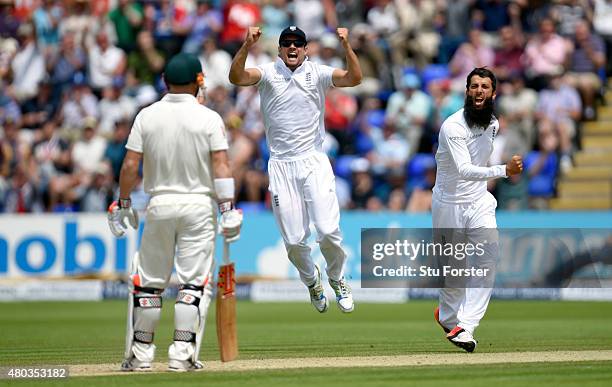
[126,112,144,153]
[209,113,229,151]
[440,122,506,181]
[318,63,335,90]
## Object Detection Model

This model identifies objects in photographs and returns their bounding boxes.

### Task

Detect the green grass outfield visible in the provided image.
[1,300,611,386]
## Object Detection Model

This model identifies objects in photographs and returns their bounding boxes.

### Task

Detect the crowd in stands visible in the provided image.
[0,0,610,214]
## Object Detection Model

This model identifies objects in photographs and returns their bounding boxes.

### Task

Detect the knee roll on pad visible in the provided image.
[133,289,163,344]
[174,285,203,335]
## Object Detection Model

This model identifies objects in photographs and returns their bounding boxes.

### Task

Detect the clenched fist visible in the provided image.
[336,27,349,46]
[506,155,523,176]
[245,26,262,47]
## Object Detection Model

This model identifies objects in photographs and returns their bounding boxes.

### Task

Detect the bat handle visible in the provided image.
[223,240,230,265]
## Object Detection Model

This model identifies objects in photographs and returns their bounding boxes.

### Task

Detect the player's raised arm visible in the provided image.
[229,26,263,86]
[332,27,362,88]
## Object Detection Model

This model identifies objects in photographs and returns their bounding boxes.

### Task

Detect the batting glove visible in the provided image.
[107,198,139,237]
[219,203,243,243]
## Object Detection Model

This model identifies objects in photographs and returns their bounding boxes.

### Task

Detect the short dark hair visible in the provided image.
[466,67,497,92]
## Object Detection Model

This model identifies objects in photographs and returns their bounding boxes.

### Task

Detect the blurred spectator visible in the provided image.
[261,0,291,48]
[21,81,58,129]
[3,164,42,213]
[350,157,375,209]
[0,1,20,38]
[406,164,435,212]
[31,119,71,207]
[108,0,144,53]
[207,85,235,120]
[497,74,538,149]
[367,121,410,177]
[58,0,92,45]
[98,79,136,137]
[489,115,529,210]
[182,0,223,55]
[76,162,114,212]
[234,86,265,140]
[47,31,87,99]
[292,0,335,40]
[427,78,463,144]
[551,0,593,38]
[335,0,364,30]
[565,19,606,120]
[473,0,510,33]
[11,23,45,102]
[390,0,441,69]
[436,0,473,64]
[57,74,99,137]
[449,28,494,89]
[104,119,129,182]
[32,0,62,51]
[593,0,612,76]
[387,188,407,212]
[523,17,572,91]
[325,88,358,154]
[86,30,127,93]
[367,0,400,38]
[385,73,432,157]
[244,37,272,67]
[71,118,107,174]
[127,29,165,86]
[2,118,30,177]
[536,73,582,173]
[492,25,525,82]
[0,85,22,125]
[311,32,343,69]
[149,0,193,58]
[348,23,389,95]
[220,0,261,55]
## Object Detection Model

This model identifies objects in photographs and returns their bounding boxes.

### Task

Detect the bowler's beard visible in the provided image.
[463,95,495,129]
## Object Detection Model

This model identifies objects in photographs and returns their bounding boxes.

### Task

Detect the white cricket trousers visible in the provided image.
[138,194,216,288]
[268,151,347,285]
[432,191,498,335]
[132,194,216,362]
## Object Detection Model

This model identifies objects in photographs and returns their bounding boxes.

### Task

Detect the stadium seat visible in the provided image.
[420,64,450,92]
[366,109,386,129]
[406,153,436,190]
[334,155,359,180]
[523,151,558,197]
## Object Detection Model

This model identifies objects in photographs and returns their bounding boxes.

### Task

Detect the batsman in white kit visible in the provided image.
[107,53,243,371]
[432,68,523,352]
[229,26,362,313]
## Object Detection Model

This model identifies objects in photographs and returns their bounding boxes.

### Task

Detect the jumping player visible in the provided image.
[228,26,362,313]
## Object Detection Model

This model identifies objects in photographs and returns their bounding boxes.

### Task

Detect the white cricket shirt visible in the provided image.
[256,57,335,160]
[433,109,506,204]
[126,94,229,196]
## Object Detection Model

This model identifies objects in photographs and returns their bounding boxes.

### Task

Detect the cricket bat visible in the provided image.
[216,240,238,362]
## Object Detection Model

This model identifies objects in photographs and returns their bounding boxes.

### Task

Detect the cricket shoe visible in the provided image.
[329,277,354,313]
[446,326,477,353]
[168,359,203,372]
[121,356,152,372]
[434,306,450,334]
[308,264,329,313]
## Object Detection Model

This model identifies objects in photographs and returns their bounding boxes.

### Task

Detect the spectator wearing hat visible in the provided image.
[86,30,127,94]
[98,77,137,137]
[57,74,99,139]
[11,23,45,102]
[71,117,107,175]
[385,73,432,158]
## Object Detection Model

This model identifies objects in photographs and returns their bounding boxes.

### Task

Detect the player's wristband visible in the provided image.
[219,201,234,214]
[119,198,131,209]
[214,178,235,201]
